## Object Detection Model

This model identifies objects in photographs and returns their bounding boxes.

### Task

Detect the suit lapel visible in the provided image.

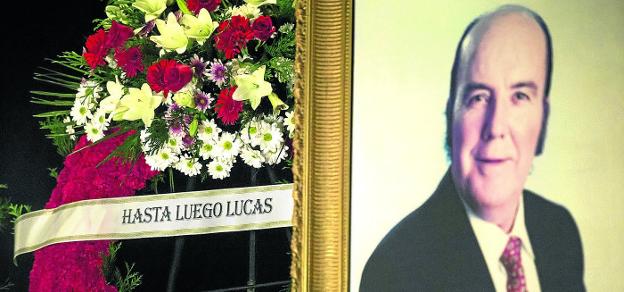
[428,170,496,291]
[524,193,554,291]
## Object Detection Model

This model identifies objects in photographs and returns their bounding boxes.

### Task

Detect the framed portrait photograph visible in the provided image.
[291,0,624,291]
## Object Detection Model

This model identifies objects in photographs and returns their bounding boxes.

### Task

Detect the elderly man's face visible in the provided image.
[451,13,546,214]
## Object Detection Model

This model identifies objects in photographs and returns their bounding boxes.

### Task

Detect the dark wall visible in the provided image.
[0,2,291,291]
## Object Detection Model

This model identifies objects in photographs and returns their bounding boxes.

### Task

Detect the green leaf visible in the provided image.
[33,110,70,118]
[33,73,81,86]
[143,118,170,155]
[268,57,294,84]
[46,57,91,76]
[48,168,59,179]
[32,77,80,90]
[101,242,143,292]
[70,125,134,156]
[38,117,76,156]
[189,116,199,137]
[0,278,14,290]
[176,0,191,14]
[263,27,295,59]
[30,91,76,98]
[277,0,296,20]
[45,132,75,138]
[36,67,84,81]
[96,133,142,168]
[30,98,74,107]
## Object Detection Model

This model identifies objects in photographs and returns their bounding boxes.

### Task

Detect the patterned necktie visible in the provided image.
[500,236,527,292]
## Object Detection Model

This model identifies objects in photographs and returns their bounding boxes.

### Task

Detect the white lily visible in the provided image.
[180,9,218,45]
[150,12,189,54]
[99,77,125,114]
[113,83,163,127]
[233,65,273,110]
[132,0,168,22]
[244,0,277,6]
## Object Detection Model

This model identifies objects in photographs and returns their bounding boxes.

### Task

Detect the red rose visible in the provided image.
[251,16,275,42]
[83,29,108,69]
[214,16,254,59]
[115,46,143,78]
[104,20,134,49]
[187,0,221,14]
[215,86,243,125]
[147,59,193,97]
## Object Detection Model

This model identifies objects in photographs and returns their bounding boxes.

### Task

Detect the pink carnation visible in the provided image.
[29,131,158,291]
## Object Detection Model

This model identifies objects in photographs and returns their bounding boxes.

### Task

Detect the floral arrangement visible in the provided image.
[34,0,296,181]
[26,0,296,290]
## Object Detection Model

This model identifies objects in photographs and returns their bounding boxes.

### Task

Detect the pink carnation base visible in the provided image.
[29,132,158,291]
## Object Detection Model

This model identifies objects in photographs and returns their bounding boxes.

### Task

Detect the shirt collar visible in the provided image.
[461,194,536,262]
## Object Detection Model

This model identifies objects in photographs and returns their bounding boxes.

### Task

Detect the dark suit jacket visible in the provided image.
[360,170,585,292]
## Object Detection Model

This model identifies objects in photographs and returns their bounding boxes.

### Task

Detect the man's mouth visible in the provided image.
[475,157,510,164]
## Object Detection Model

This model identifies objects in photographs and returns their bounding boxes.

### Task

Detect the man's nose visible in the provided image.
[481,98,509,141]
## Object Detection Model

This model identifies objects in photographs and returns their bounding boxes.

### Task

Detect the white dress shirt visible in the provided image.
[462,196,542,292]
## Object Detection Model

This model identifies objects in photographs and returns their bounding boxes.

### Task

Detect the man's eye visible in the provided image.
[467,93,488,107]
[514,92,530,102]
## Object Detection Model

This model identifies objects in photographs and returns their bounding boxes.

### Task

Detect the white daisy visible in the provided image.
[65,125,76,140]
[284,110,295,138]
[85,122,105,142]
[165,135,184,153]
[229,4,261,19]
[63,116,76,140]
[240,119,262,146]
[207,158,234,180]
[144,155,159,171]
[258,123,284,152]
[145,147,179,171]
[240,146,265,168]
[197,119,222,143]
[199,139,220,160]
[91,109,110,130]
[174,155,202,176]
[266,145,289,165]
[217,132,241,159]
[70,98,92,126]
[76,79,102,99]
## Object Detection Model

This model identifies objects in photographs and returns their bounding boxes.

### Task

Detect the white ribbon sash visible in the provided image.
[14,184,293,259]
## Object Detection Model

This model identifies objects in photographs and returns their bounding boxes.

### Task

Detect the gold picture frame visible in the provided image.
[291,0,353,290]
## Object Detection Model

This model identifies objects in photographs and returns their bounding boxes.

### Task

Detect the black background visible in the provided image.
[0,1,291,291]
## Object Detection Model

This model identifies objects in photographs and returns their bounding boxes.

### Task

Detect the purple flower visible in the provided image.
[194,91,213,111]
[137,20,156,37]
[183,114,192,125]
[174,11,183,21]
[206,59,227,87]
[182,134,195,148]
[190,54,208,77]
[164,103,180,121]
[166,104,186,136]
[169,121,184,136]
